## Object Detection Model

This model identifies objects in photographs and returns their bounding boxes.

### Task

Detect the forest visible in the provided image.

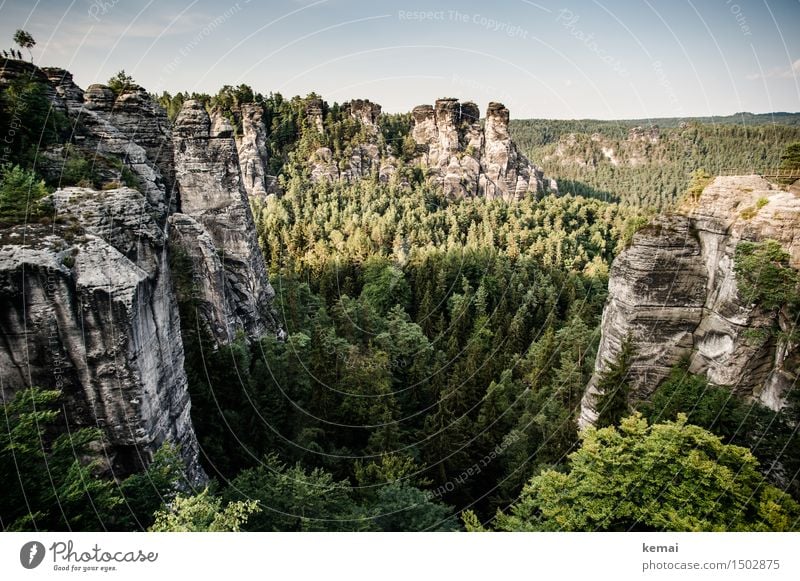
[2,72,800,532]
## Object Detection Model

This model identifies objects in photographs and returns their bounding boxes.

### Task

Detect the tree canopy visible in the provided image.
[490,414,800,532]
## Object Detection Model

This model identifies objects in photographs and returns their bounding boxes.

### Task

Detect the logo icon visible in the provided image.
[20,541,46,569]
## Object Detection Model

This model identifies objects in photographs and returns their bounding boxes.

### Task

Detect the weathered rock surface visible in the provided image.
[51,82,172,221]
[0,61,287,484]
[305,96,325,134]
[0,188,204,482]
[41,67,84,113]
[412,99,554,200]
[547,125,662,168]
[106,85,176,200]
[172,100,278,343]
[344,98,381,131]
[580,175,800,427]
[235,103,274,199]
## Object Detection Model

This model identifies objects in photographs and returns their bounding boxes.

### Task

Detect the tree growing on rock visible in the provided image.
[13,30,35,62]
[107,70,135,96]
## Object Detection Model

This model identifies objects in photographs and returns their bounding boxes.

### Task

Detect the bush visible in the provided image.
[493,414,800,531]
[734,239,799,311]
[0,164,48,224]
[107,70,135,96]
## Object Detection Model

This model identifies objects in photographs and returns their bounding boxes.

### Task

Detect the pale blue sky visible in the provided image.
[1,0,798,119]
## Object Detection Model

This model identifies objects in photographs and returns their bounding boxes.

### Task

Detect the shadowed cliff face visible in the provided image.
[580,176,800,427]
[171,100,278,346]
[0,63,276,481]
[0,188,204,482]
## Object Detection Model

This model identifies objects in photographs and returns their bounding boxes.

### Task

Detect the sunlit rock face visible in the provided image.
[411,99,554,200]
[580,176,800,427]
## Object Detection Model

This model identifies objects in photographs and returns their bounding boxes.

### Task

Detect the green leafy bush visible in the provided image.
[734,239,798,310]
[492,414,800,531]
[0,164,48,224]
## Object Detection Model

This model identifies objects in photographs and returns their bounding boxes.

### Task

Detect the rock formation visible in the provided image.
[172,101,278,344]
[580,175,800,427]
[305,96,325,134]
[0,187,204,482]
[0,61,280,481]
[411,99,555,200]
[235,103,273,199]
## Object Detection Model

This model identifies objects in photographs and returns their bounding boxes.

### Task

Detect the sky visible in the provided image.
[0,0,798,120]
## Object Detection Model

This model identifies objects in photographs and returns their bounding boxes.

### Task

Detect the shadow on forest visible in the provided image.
[553,178,620,203]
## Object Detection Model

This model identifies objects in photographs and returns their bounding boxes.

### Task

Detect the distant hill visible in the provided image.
[510,114,800,208]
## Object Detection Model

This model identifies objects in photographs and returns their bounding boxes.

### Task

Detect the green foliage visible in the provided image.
[510,119,800,209]
[0,76,68,167]
[357,482,459,531]
[149,488,260,532]
[359,256,411,314]
[107,70,135,96]
[0,388,121,531]
[0,164,48,224]
[114,443,186,531]
[734,240,799,311]
[254,175,637,275]
[220,453,456,531]
[593,337,635,428]
[686,168,713,203]
[495,414,800,531]
[13,29,35,60]
[779,142,800,171]
[224,455,355,531]
[641,363,800,499]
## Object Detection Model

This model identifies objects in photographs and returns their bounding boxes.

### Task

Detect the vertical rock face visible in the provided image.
[411,99,554,200]
[0,63,210,482]
[305,97,325,134]
[107,85,176,200]
[344,98,381,130]
[308,99,387,184]
[172,100,277,344]
[41,67,84,112]
[56,82,172,221]
[580,176,800,427]
[235,103,271,199]
[0,188,203,482]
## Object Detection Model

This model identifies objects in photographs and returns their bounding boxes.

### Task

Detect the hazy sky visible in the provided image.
[1,0,798,119]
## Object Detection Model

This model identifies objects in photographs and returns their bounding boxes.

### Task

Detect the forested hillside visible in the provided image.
[2,60,799,532]
[510,117,800,208]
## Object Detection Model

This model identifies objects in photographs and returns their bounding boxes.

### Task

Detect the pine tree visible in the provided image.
[594,337,636,428]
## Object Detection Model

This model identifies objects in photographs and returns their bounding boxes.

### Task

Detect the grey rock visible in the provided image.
[580,176,800,427]
[173,100,278,344]
[0,193,204,482]
[306,97,324,134]
[235,103,271,199]
[411,99,553,200]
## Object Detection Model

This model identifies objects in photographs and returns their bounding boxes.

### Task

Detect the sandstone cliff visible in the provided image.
[580,175,800,427]
[0,61,279,481]
[0,187,203,482]
[301,96,553,198]
[171,101,278,345]
[412,99,555,200]
[307,98,391,183]
[235,103,273,199]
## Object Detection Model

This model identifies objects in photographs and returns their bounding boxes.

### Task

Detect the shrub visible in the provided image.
[0,164,48,224]
[734,239,799,311]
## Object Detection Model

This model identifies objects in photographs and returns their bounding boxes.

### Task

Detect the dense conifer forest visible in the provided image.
[2,72,799,532]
